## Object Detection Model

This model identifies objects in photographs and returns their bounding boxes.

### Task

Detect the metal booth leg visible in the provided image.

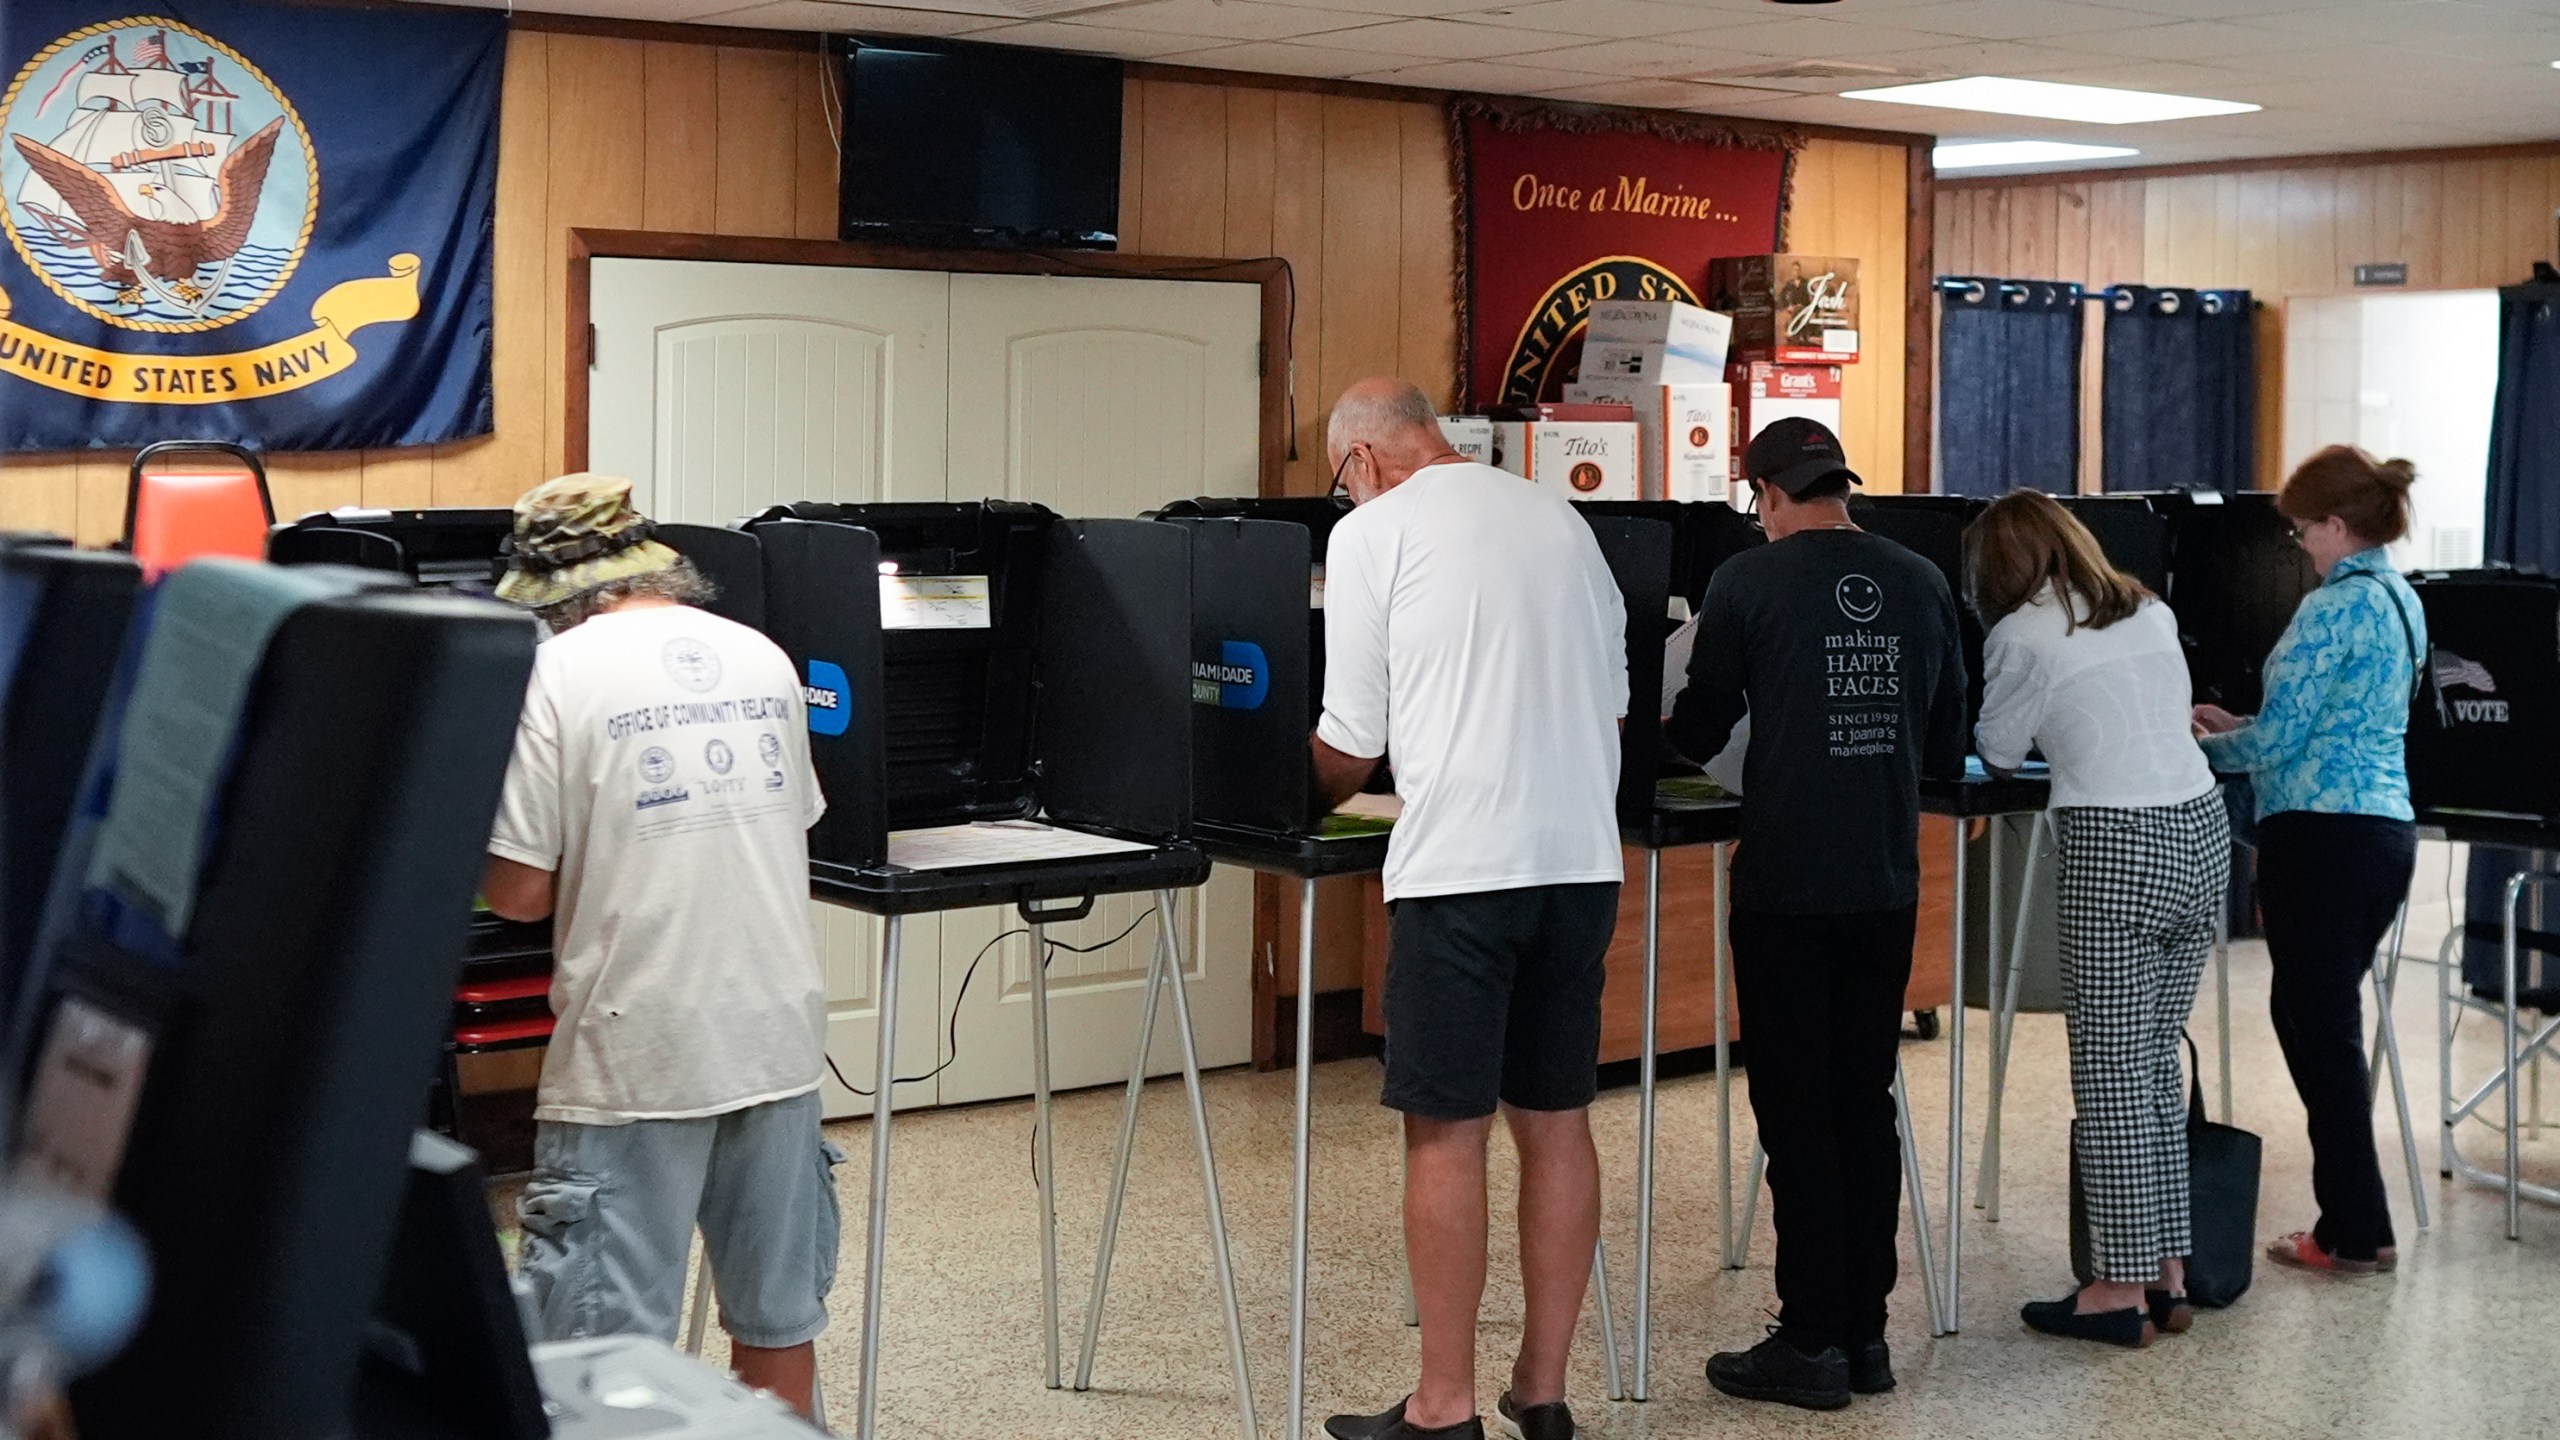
[2506,877,2527,1240]
[1029,919,1062,1389]
[1075,914,1170,1391]
[1737,1141,1767,1258]
[1944,821,1969,1331]
[2441,925,2460,1179]
[685,1243,714,1354]
[1896,1058,1950,1337]
[1714,844,1738,1273]
[2366,902,2429,1231]
[1633,848,1661,1400]
[855,915,904,1440]
[1288,879,1318,1440]
[2216,901,2234,1125]
[1157,889,1263,1440]
[1594,1239,1624,1402]
[1980,812,2044,1223]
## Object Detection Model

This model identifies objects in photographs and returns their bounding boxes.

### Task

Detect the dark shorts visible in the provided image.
[1381,882,1620,1120]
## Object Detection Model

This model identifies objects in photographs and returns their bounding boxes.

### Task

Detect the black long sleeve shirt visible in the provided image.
[1665,527,1969,915]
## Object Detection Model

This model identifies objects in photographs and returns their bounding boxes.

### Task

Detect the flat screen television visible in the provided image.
[837,37,1123,251]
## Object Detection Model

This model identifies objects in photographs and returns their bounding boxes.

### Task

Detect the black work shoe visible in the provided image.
[2020,1294,2154,1349]
[1494,1391,1573,1440]
[1705,1331,1853,1411]
[1849,1338,1895,1394]
[1324,1398,1486,1440]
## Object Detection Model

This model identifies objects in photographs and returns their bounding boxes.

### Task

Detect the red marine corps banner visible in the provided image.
[1454,101,1797,409]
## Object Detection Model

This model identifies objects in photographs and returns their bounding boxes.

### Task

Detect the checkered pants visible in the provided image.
[2054,791,2232,1282]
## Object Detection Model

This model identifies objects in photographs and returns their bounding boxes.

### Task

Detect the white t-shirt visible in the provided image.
[1975,587,2216,811]
[1317,462,1628,900]
[490,605,828,1125]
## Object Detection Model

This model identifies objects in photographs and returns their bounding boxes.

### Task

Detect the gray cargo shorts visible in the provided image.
[516,1090,844,1349]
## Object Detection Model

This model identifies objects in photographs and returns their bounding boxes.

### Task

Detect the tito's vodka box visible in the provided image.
[1562,381,1732,503]
[1490,419,1641,501]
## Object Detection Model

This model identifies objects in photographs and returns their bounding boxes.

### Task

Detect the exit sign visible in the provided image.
[2354,263,2409,287]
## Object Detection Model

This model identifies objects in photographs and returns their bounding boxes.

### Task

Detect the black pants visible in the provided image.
[1728,905,1916,1352]
[2256,811,2417,1261]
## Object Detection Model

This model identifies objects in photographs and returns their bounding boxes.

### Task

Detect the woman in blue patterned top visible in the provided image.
[2193,445,2424,1278]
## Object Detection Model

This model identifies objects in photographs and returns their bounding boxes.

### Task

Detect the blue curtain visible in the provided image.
[1937,278,2082,498]
[2100,286,2256,494]
[2485,284,2560,576]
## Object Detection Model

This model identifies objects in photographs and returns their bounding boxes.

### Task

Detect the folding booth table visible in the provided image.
[747,501,1249,1440]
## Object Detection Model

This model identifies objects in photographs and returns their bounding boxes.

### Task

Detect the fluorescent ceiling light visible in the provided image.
[1841,75,2259,125]
[1934,140,2139,170]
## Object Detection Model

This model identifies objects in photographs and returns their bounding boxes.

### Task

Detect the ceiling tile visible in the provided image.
[1350,56,1627,92]
[1232,0,1516,18]
[1531,76,1802,109]
[708,0,1014,27]
[1888,0,2175,42]
[1528,36,1791,82]
[1170,37,1428,73]
[2238,0,2560,42]
[1061,0,1380,42]
[970,17,1233,53]
[1650,13,2000,59]
[1468,0,1723,41]
[2037,17,2345,59]
[1321,17,1558,59]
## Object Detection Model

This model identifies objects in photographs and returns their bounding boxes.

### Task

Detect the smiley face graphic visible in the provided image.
[1836,574,1883,624]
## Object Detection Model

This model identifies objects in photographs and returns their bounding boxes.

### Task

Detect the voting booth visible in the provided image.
[2,563,536,1439]
[744,499,1247,1440]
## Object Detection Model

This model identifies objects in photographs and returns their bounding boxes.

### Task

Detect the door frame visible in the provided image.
[563,229,1290,498]
[566,227,1302,1073]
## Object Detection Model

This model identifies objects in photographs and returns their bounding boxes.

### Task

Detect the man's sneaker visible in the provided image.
[1493,1391,1573,1440]
[1324,1398,1486,1440]
[1849,1339,1895,1394]
[1704,1331,1853,1411]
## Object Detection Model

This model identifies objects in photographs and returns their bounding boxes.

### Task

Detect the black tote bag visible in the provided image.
[2070,1035,2261,1307]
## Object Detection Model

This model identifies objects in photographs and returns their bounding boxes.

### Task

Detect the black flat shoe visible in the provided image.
[1849,1338,1895,1394]
[2147,1289,2193,1335]
[1325,1398,1485,1440]
[2020,1294,2155,1349]
[1705,1331,1852,1411]
[1494,1391,1573,1440]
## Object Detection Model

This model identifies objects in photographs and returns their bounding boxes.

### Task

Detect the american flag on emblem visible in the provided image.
[35,43,112,115]
[134,32,167,65]
[2433,649,2497,694]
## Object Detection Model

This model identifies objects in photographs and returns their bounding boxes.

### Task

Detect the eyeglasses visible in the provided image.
[1329,446,1357,500]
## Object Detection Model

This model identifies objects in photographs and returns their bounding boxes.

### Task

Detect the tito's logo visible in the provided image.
[1499,256,1696,408]
[1192,640,1269,711]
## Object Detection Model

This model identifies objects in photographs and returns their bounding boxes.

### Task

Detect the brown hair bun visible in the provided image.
[2282,445,2416,545]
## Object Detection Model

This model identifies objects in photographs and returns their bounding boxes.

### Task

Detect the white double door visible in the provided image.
[589,258,1260,1117]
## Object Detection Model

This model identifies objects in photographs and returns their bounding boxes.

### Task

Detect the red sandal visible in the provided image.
[2264,1231,2381,1276]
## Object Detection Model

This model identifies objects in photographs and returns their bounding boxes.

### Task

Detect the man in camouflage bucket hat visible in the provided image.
[495,472,693,615]
[482,474,837,1418]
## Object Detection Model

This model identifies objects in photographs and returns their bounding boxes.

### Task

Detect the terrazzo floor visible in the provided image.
[507,856,2560,1438]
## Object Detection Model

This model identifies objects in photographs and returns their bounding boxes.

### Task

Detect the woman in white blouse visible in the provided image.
[1966,491,2229,1351]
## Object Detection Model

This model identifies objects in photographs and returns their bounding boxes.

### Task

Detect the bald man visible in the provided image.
[1313,378,1629,1440]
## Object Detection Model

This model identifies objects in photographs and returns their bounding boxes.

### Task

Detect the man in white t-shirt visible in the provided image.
[479,475,833,1418]
[1312,379,1629,1440]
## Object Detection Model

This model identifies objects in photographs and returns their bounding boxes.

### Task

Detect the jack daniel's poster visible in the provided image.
[0,0,501,452]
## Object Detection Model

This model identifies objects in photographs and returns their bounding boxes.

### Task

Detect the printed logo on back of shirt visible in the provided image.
[758,731,783,766]
[1835,574,1883,624]
[705,739,735,774]
[663,637,724,693]
[638,746,675,784]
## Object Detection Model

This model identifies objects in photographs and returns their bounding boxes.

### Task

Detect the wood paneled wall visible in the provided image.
[1,47,1923,537]
[0,30,838,540]
[1936,148,2560,489]
[1116,82,1913,495]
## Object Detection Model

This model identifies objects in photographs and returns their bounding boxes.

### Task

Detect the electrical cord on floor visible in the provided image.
[824,907,1162,1103]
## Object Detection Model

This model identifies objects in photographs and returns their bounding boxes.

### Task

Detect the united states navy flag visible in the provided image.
[0,0,501,451]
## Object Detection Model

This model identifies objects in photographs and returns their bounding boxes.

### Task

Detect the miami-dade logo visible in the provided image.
[1192,640,1269,711]
[638,746,674,784]
[0,18,420,405]
[3,20,312,329]
[804,659,850,737]
[1499,257,1696,407]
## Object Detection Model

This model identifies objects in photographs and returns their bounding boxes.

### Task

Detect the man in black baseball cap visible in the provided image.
[1665,419,1968,1411]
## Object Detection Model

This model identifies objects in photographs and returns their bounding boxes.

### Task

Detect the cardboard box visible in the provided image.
[1579,340,1723,386]
[1731,362,1844,499]
[1586,298,1734,365]
[1490,420,1640,501]
[1709,255,1860,364]
[1563,381,1732,503]
[1438,415,1494,466]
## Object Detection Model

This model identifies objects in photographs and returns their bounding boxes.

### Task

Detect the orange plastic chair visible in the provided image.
[123,441,274,580]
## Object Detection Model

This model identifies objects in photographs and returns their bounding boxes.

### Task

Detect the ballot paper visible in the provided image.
[1661,615,1748,795]
[879,574,993,630]
[885,819,1152,871]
